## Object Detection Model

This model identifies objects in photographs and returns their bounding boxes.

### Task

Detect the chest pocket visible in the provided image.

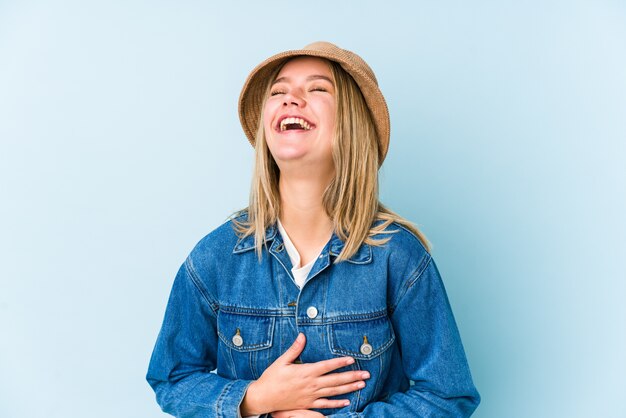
[327,315,396,412]
[329,315,395,359]
[217,311,275,380]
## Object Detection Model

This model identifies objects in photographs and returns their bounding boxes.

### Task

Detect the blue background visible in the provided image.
[1,1,624,417]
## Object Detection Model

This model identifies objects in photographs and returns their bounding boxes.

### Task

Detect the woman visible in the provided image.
[147,42,480,417]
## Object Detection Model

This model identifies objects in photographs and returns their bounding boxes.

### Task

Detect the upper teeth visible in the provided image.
[280,117,312,131]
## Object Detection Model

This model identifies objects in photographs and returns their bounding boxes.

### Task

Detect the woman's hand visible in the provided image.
[271,410,325,418]
[240,333,369,415]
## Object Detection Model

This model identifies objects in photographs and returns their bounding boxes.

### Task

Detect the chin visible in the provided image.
[272,151,308,165]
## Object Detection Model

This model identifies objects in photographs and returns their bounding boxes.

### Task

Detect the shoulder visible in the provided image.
[181,211,252,294]
[187,211,248,264]
[370,220,435,303]
[374,219,431,264]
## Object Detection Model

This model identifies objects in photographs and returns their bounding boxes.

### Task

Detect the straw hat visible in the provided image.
[238,41,390,164]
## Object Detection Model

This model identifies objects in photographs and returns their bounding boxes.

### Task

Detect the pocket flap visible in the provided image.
[330,316,395,360]
[217,311,275,352]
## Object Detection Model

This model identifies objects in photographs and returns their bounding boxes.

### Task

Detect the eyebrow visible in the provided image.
[271,75,334,86]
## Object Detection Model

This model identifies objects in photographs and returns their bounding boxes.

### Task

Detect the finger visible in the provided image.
[271,410,321,418]
[310,355,355,375]
[311,398,351,410]
[316,379,366,398]
[277,333,306,364]
[317,369,370,388]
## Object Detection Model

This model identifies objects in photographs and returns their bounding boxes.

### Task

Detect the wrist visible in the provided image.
[240,380,270,415]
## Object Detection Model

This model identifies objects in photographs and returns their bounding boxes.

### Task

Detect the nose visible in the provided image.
[282,89,305,107]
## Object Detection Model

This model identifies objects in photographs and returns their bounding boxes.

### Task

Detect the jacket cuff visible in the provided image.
[218,379,254,418]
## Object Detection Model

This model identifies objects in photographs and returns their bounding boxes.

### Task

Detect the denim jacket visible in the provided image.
[146,213,480,417]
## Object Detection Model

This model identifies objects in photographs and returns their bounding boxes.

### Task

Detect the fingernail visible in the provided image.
[361,371,370,379]
[296,333,304,343]
[344,400,351,406]
[346,357,355,365]
[357,381,366,388]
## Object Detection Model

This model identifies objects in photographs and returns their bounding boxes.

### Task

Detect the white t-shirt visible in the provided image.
[242,219,322,418]
[277,218,320,288]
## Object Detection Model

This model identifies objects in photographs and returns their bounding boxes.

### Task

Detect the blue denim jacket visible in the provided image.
[146,213,480,417]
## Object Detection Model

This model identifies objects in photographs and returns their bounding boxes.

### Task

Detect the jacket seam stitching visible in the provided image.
[389,254,432,315]
[215,379,235,418]
[184,257,219,317]
[391,222,430,253]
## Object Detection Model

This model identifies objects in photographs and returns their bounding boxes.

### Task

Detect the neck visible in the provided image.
[277,171,335,247]
[279,174,331,224]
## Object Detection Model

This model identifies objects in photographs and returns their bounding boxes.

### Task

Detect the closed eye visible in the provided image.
[270,86,330,96]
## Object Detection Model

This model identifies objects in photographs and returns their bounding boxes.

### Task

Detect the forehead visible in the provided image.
[275,56,333,79]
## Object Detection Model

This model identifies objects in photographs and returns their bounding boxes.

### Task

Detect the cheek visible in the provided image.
[262,112,272,133]
[262,100,278,132]
[325,101,337,126]
[325,106,337,136]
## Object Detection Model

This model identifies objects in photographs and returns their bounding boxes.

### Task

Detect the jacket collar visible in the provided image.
[327,234,372,264]
[233,223,277,254]
[233,223,372,264]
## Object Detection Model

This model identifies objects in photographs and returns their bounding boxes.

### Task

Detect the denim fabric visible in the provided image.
[146,213,480,417]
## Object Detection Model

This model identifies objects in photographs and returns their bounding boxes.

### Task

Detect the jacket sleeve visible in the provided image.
[146,257,253,418]
[328,255,480,417]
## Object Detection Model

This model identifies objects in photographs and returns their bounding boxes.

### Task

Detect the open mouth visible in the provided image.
[277,116,315,132]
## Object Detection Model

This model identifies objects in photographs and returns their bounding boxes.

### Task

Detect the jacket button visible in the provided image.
[360,335,373,355]
[232,328,243,347]
[276,243,284,252]
[306,306,318,319]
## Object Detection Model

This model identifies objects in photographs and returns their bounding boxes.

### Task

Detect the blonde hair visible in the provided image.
[232,58,430,262]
